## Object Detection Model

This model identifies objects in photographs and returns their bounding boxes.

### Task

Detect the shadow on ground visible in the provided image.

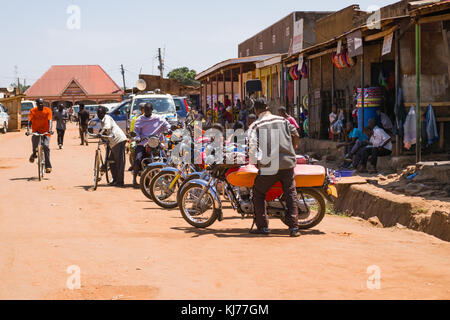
[10,177,46,182]
[171,226,325,238]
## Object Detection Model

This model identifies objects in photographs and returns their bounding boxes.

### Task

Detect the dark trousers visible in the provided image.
[110,141,126,184]
[253,168,299,230]
[79,124,88,145]
[57,129,65,146]
[361,147,392,168]
[32,135,52,169]
[133,145,147,173]
[344,143,355,156]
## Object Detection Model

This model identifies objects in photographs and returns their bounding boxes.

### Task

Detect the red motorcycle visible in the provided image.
[178,156,337,229]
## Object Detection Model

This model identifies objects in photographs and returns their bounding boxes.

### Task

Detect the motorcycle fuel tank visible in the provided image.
[226,164,326,188]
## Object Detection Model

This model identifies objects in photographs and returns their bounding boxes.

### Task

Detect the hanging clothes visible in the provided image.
[426,104,439,145]
[403,107,416,150]
[394,87,407,137]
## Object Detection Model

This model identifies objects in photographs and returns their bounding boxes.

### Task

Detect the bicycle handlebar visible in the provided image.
[87,132,114,139]
[26,132,53,136]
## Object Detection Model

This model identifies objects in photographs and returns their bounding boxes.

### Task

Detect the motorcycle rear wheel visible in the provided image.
[280,188,326,230]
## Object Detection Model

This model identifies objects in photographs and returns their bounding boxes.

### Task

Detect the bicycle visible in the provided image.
[26,131,53,181]
[88,133,114,190]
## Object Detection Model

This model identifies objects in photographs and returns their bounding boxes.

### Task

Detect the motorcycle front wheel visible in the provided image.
[150,171,181,209]
[179,183,217,228]
[140,166,163,200]
[280,188,326,230]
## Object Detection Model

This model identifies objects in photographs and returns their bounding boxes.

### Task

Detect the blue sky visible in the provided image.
[0,0,393,88]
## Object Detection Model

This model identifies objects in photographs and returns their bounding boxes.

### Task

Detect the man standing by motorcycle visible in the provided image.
[247,100,301,237]
[132,103,171,187]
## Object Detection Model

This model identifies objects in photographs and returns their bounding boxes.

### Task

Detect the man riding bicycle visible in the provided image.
[27,98,53,173]
[132,102,171,187]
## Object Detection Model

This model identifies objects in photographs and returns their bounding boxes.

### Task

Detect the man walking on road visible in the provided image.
[78,103,90,146]
[97,106,127,187]
[27,98,53,174]
[247,100,300,237]
[53,103,68,149]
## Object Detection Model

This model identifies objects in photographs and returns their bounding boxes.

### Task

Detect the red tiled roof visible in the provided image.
[25,65,122,97]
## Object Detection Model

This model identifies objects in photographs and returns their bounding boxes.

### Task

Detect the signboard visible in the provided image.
[298,55,304,68]
[382,33,394,56]
[347,30,363,58]
[292,19,304,54]
[337,40,342,54]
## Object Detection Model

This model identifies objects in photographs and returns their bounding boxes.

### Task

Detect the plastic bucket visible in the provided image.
[335,170,355,178]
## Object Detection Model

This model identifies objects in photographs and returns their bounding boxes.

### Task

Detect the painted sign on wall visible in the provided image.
[293,19,304,54]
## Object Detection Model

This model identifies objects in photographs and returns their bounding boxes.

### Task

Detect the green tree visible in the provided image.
[10,82,30,94]
[167,67,200,87]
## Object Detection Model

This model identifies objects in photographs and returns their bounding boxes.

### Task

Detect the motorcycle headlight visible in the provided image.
[148,137,160,149]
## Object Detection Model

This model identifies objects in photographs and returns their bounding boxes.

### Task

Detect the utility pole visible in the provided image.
[120,64,126,92]
[157,48,164,78]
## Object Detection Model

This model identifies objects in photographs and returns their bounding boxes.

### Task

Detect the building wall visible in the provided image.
[238,11,332,58]
[400,22,450,103]
[315,5,364,43]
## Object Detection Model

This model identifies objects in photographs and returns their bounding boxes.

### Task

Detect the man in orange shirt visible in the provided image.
[27,98,53,173]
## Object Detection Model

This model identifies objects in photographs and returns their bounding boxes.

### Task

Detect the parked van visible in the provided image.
[88,93,178,133]
[21,100,37,126]
[0,103,9,134]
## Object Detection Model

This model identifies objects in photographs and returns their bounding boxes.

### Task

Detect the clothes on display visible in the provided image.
[404,107,417,150]
[426,104,439,146]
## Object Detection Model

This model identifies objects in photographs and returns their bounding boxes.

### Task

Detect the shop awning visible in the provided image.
[195,54,279,81]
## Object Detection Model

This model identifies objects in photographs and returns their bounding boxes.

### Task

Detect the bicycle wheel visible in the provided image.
[93,150,101,190]
[37,145,43,181]
[104,148,111,184]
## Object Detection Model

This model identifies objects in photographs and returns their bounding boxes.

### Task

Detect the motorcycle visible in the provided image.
[178,154,337,229]
[139,118,196,200]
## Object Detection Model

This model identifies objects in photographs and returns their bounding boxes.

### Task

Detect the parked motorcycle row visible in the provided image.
[133,114,339,230]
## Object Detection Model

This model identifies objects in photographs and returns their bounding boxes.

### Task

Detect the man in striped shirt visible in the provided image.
[247,100,300,237]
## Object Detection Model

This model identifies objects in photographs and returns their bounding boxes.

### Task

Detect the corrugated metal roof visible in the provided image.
[25,65,123,97]
[409,0,450,15]
[195,54,279,80]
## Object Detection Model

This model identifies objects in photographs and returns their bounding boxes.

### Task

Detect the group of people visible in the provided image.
[337,118,392,174]
[24,95,316,238]
[204,96,251,130]
[25,99,104,175]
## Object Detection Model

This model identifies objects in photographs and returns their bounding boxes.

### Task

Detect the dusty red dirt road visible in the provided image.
[0,124,449,300]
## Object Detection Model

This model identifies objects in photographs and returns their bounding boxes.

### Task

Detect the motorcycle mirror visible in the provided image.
[205,155,216,165]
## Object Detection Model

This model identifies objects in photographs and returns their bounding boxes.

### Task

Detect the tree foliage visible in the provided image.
[10,82,30,94]
[167,67,200,87]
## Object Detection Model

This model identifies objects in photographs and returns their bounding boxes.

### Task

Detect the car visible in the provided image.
[71,106,80,122]
[85,105,100,119]
[172,96,190,121]
[88,93,178,134]
[0,103,9,134]
[21,100,37,126]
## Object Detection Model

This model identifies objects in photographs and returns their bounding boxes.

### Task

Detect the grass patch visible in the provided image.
[412,208,428,214]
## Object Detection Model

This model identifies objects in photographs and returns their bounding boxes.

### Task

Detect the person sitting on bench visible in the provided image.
[337,122,368,168]
[358,118,393,174]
